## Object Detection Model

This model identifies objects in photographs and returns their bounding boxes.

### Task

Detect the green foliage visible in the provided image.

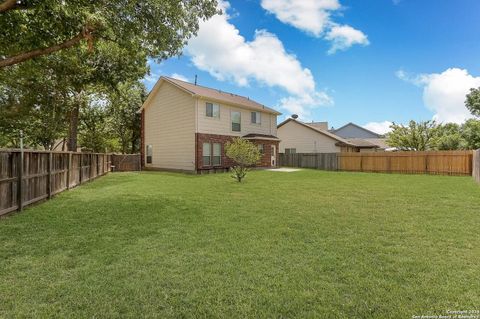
[387,120,438,151]
[387,119,480,151]
[433,123,465,150]
[461,119,480,150]
[466,87,480,117]
[225,138,261,182]
[78,94,113,153]
[1,0,218,150]
[108,82,147,154]
[1,0,219,66]
[0,63,70,149]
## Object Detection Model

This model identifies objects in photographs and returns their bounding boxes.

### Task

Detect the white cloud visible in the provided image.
[171,73,189,82]
[326,25,369,54]
[261,0,340,37]
[278,91,334,120]
[397,68,480,123]
[185,0,331,117]
[363,121,393,135]
[260,0,368,53]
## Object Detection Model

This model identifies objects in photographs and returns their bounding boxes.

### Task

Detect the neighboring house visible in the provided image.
[330,122,388,151]
[277,118,381,153]
[330,122,383,139]
[139,76,281,173]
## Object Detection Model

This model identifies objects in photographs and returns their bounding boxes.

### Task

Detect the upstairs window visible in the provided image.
[146,145,153,164]
[206,102,220,118]
[251,111,261,124]
[231,111,241,132]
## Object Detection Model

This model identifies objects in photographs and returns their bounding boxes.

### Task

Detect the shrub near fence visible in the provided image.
[279,151,474,176]
[0,150,112,216]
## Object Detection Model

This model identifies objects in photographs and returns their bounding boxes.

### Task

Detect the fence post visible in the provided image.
[360,154,363,172]
[90,154,94,180]
[79,153,83,184]
[66,152,71,189]
[47,152,52,199]
[17,151,23,211]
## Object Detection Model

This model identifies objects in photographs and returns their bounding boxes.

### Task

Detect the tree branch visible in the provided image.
[0,0,19,13]
[0,28,93,68]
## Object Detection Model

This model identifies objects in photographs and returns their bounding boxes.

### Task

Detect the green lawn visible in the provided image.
[1,170,479,318]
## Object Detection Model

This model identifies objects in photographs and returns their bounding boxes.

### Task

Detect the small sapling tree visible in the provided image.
[225,138,261,182]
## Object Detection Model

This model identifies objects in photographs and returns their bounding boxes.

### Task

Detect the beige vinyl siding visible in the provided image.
[197,98,277,137]
[278,120,340,153]
[144,81,195,171]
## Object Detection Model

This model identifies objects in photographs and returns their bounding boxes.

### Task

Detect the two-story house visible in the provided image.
[139,77,281,173]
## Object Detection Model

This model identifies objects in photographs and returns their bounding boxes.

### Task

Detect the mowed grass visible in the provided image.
[0,170,479,318]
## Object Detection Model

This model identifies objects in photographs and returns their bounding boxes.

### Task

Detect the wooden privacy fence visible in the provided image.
[0,150,112,217]
[111,154,141,172]
[279,153,338,170]
[338,151,473,175]
[473,149,480,183]
[280,150,474,176]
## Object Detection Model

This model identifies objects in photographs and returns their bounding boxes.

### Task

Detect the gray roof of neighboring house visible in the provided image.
[278,118,387,149]
[331,122,383,139]
[307,121,329,131]
[141,76,281,115]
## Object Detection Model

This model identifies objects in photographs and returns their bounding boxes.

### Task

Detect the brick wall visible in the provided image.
[195,133,279,171]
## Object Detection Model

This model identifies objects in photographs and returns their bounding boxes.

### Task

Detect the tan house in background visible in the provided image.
[139,77,281,173]
[277,118,385,153]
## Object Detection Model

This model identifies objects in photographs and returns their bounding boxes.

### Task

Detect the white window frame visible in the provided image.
[212,143,221,166]
[251,111,261,124]
[203,143,211,166]
[206,102,220,118]
[231,111,241,132]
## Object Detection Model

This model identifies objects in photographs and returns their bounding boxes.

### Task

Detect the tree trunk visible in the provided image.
[0,0,18,13]
[68,105,79,151]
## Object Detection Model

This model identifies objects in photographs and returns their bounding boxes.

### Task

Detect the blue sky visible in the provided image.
[144,0,480,133]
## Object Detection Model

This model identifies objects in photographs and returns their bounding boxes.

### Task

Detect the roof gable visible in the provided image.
[278,118,354,145]
[140,76,281,115]
[332,122,382,139]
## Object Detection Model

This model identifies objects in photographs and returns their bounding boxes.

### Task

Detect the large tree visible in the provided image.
[109,82,147,154]
[461,119,480,150]
[0,0,218,68]
[466,87,480,117]
[1,0,218,151]
[386,120,438,151]
[433,123,466,151]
